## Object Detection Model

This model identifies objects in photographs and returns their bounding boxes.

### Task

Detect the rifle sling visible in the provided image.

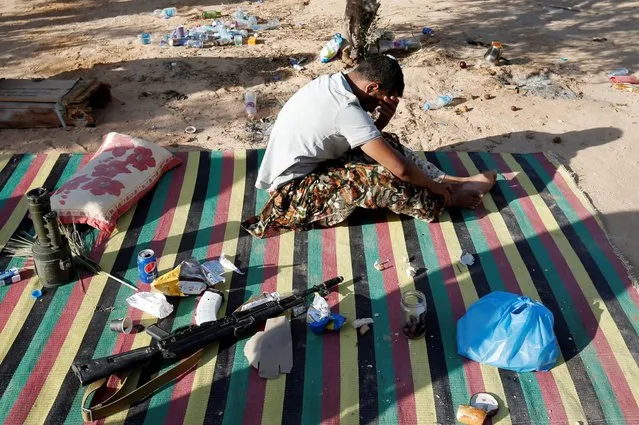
[81,349,203,422]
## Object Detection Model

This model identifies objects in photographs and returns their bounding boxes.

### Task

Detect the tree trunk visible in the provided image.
[342,0,381,63]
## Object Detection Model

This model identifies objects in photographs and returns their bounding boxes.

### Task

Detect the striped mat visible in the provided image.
[0,151,638,425]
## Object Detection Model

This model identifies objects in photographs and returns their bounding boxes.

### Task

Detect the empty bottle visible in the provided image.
[370,37,421,53]
[186,40,204,48]
[215,24,233,44]
[244,91,257,119]
[320,33,344,63]
[423,94,453,111]
[253,19,280,31]
[607,67,630,78]
[153,7,177,18]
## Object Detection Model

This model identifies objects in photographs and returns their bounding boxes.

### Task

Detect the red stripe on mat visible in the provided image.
[0,154,46,224]
[428,222,486,397]
[321,227,340,425]
[166,152,235,425]
[242,234,281,425]
[4,243,110,424]
[533,153,639,308]
[494,156,639,422]
[0,155,91,334]
[94,153,189,425]
[0,155,48,334]
[373,221,418,424]
[446,152,568,424]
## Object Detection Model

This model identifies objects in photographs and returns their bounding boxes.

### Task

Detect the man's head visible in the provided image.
[348,55,405,112]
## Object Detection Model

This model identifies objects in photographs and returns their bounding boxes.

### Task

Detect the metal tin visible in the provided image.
[137,249,158,284]
[484,41,503,63]
[470,392,499,416]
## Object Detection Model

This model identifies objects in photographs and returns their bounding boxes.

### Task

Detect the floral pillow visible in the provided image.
[51,132,182,234]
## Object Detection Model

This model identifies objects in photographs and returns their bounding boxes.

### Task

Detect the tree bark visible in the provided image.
[342,0,381,63]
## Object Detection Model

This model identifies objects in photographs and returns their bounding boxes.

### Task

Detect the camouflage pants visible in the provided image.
[242,134,446,239]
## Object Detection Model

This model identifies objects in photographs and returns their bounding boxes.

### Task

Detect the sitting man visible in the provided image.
[242,55,496,238]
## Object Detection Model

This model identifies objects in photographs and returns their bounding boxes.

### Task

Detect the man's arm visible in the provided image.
[360,138,451,203]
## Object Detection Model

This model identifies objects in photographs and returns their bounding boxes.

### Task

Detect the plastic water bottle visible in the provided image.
[253,19,280,31]
[370,38,421,54]
[244,91,257,118]
[424,95,453,111]
[186,40,203,48]
[607,67,630,78]
[153,7,177,18]
[319,33,344,63]
[215,24,232,44]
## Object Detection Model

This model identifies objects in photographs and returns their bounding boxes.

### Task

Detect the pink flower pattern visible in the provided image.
[92,160,131,178]
[81,177,125,197]
[61,174,92,190]
[127,147,156,172]
[110,146,130,157]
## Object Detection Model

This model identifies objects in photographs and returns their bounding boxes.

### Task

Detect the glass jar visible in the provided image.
[400,290,427,338]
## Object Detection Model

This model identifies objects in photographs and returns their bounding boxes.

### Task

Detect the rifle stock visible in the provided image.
[71,346,161,386]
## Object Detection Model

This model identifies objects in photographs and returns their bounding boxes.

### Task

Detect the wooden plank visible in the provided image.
[0,105,61,128]
[0,79,78,103]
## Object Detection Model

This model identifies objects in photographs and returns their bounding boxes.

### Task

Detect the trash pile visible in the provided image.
[608,67,639,93]
[143,9,280,48]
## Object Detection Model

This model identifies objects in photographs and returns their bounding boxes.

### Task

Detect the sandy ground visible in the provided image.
[1,0,638,271]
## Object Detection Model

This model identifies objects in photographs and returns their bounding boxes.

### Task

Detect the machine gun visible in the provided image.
[72,276,344,386]
[26,188,76,287]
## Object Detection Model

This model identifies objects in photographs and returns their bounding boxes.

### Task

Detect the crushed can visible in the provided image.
[137,249,158,284]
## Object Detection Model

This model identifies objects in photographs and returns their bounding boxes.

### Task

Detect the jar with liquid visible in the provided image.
[400,290,427,338]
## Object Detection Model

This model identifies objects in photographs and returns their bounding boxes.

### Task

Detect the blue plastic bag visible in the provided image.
[457,291,560,372]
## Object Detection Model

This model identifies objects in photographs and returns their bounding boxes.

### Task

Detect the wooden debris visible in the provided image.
[0,78,111,129]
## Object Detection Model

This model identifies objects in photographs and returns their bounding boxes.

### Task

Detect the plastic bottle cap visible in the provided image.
[32,289,43,299]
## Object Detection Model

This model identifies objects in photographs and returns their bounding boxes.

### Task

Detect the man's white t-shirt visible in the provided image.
[256,73,381,191]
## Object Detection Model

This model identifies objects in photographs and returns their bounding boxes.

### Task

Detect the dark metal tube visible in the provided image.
[44,211,62,248]
[26,188,52,246]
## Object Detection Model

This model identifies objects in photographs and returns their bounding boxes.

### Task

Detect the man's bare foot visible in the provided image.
[459,170,497,195]
[448,189,483,209]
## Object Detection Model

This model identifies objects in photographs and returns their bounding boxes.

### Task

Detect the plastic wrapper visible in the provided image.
[126,292,173,319]
[306,293,346,334]
[151,264,182,296]
[201,260,226,285]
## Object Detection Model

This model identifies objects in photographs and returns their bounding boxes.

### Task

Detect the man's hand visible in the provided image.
[426,181,452,205]
[374,96,399,131]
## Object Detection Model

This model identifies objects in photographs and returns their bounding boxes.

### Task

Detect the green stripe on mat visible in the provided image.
[222,150,266,425]
[0,154,33,210]
[0,155,84,422]
[412,219,470,409]
[479,152,625,424]
[142,152,216,425]
[436,151,550,425]
[361,220,399,423]
[301,227,325,425]
[63,159,176,425]
[524,155,639,334]
[0,154,81,303]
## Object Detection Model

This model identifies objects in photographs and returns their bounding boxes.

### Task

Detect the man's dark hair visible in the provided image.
[354,55,405,97]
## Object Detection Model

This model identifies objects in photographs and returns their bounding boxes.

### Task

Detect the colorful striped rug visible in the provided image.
[0,151,638,425]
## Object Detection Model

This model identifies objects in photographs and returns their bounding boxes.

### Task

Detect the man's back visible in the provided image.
[256,73,380,190]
